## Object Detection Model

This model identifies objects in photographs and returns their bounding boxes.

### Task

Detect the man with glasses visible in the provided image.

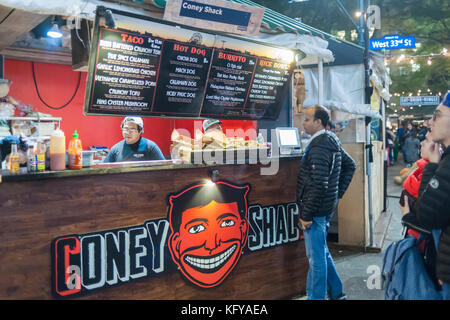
[401,91,450,299]
[103,116,165,163]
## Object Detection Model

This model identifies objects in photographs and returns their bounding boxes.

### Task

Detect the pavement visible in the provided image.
[294,159,407,300]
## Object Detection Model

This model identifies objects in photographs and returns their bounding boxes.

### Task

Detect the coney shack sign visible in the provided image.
[51,181,301,298]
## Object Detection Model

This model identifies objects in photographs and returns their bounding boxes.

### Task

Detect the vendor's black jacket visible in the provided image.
[296,130,356,222]
[402,145,450,282]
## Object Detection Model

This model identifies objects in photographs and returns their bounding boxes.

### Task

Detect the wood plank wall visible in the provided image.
[0,160,307,299]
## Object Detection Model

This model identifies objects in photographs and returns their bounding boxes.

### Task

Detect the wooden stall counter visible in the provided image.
[0,157,307,299]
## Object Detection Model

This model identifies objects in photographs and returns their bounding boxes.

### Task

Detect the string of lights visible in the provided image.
[384,47,448,66]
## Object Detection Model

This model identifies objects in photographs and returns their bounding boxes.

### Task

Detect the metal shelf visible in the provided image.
[0,116,62,122]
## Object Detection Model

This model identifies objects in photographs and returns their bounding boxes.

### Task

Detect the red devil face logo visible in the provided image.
[168,181,250,288]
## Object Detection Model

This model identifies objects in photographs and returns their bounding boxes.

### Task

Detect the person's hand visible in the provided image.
[299,218,313,230]
[400,195,410,216]
[439,279,444,286]
[421,142,442,163]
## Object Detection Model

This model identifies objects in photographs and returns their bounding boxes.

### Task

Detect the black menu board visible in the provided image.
[152,41,213,116]
[88,29,162,114]
[84,10,298,120]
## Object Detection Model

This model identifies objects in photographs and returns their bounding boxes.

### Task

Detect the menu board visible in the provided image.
[88,29,162,114]
[84,10,297,120]
[152,40,213,116]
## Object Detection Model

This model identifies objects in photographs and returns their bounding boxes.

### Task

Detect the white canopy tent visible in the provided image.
[0,0,390,119]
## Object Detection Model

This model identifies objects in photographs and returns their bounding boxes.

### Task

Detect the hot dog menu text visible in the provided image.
[86,27,294,120]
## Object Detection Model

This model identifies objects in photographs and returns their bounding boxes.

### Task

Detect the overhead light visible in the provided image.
[47,22,62,38]
[47,16,62,38]
[355,11,362,18]
[210,169,219,183]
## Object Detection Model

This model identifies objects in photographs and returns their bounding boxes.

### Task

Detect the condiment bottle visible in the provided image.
[27,144,36,173]
[68,129,82,170]
[36,140,46,172]
[8,141,20,174]
[50,128,66,171]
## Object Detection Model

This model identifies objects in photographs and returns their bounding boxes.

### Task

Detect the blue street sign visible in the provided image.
[369,35,415,50]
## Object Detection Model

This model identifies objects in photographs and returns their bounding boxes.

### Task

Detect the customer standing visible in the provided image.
[402,122,420,166]
[396,122,404,162]
[297,105,356,300]
[400,92,450,299]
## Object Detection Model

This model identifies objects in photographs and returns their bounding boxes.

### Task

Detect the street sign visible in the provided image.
[400,96,440,106]
[369,35,415,50]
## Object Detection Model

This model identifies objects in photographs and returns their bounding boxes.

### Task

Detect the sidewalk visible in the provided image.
[294,159,406,300]
[333,160,405,300]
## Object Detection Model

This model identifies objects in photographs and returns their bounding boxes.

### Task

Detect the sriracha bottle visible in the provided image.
[68,129,82,170]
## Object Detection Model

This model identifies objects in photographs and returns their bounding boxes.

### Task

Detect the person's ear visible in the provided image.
[169,232,181,262]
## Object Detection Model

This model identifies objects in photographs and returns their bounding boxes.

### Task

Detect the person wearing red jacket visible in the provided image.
[400,132,433,251]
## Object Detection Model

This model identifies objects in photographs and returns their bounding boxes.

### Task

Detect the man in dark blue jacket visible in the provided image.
[297,105,356,300]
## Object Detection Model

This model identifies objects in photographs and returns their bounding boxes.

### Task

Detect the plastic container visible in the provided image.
[8,141,20,174]
[50,128,66,171]
[82,150,94,167]
[68,129,82,170]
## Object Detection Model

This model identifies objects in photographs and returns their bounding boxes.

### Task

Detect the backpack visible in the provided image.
[382,235,442,300]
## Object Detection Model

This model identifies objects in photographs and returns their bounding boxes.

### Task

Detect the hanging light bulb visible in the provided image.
[47,16,62,38]
[427,59,432,65]
[410,58,414,65]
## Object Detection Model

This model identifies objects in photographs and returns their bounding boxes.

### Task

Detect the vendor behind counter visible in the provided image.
[102,116,165,163]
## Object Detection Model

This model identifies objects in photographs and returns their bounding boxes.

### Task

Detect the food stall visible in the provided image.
[0,2,308,299]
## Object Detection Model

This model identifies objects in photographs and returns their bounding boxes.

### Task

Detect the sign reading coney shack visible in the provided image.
[83,8,296,120]
[164,0,265,36]
[51,181,301,298]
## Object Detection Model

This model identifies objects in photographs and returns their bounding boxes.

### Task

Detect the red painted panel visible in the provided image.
[4,59,256,155]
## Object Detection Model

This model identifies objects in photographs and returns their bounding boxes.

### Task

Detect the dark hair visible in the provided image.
[167,181,250,232]
[312,105,330,127]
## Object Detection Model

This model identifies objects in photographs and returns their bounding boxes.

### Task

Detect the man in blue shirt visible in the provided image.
[103,116,165,163]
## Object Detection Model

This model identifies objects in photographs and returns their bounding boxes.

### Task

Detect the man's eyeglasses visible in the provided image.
[122,128,139,134]
[432,110,450,121]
